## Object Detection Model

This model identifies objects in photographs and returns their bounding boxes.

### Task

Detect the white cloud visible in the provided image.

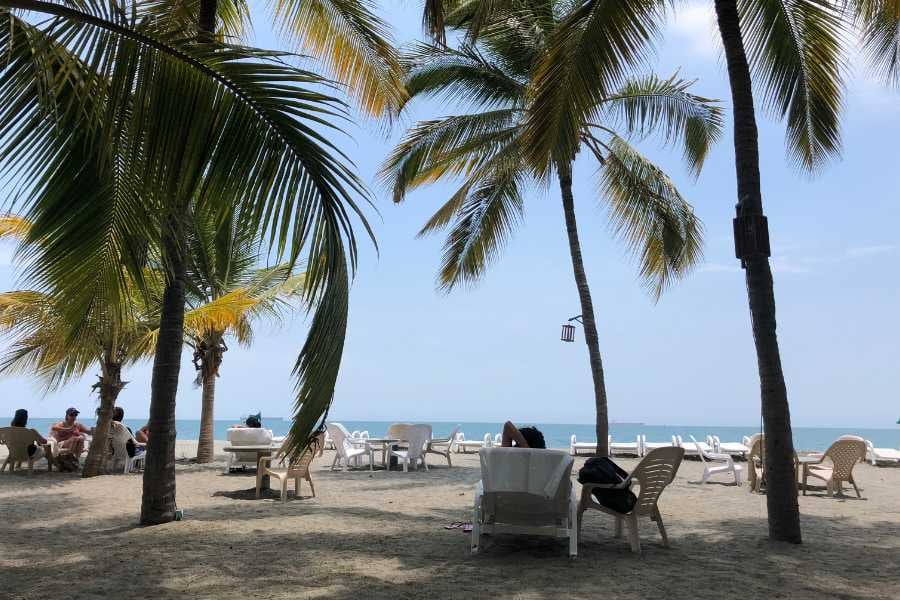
[846,245,897,259]
[667,1,720,59]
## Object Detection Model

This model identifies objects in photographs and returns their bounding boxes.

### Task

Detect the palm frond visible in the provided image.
[0,0,373,456]
[599,73,724,176]
[523,0,669,172]
[599,136,704,298]
[435,154,527,290]
[402,42,526,110]
[737,0,847,170]
[268,0,406,118]
[380,109,521,203]
[845,0,900,86]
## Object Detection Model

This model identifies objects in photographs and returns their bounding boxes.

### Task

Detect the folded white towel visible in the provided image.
[479,447,572,499]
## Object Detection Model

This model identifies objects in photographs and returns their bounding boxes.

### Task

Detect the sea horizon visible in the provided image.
[13,417,899,452]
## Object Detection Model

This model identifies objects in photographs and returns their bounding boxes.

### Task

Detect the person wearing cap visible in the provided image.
[50,408,93,457]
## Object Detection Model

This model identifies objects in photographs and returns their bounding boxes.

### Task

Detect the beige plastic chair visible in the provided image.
[472,448,578,557]
[578,446,684,555]
[746,434,765,493]
[256,433,324,502]
[802,437,866,498]
[0,427,46,473]
[425,425,460,467]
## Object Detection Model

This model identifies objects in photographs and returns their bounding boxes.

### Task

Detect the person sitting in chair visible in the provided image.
[501,421,546,449]
[10,409,48,462]
[50,407,93,457]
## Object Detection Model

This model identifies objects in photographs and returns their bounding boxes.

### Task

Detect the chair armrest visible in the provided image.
[580,480,631,493]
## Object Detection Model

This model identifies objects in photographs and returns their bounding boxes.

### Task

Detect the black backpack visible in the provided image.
[577,456,637,514]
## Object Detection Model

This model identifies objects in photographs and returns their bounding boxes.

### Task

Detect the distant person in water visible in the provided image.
[50,407,93,457]
[10,409,48,460]
[501,421,546,449]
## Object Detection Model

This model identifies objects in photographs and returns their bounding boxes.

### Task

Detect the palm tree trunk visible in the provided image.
[713,0,801,543]
[558,165,609,457]
[196,366,217,463]
[140,221,186,525]
[198,0,218,40]
[82,359,124,478]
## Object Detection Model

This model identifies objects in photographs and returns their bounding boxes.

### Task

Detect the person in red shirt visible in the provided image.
[50,407,93,457]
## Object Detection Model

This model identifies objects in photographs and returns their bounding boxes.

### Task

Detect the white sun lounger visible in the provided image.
[454,432,492,453]
[609,435,642,457]
[569,435,598,456]
[712,436,750,459]
[677,435,712,457]
[865,440,900,466]
[473,448,578,557]
[641,435,676,452]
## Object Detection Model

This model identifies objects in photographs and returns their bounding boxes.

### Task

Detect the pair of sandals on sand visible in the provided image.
[444,521,473,532]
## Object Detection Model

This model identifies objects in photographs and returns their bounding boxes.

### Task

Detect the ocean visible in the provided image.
[15,418,899,452]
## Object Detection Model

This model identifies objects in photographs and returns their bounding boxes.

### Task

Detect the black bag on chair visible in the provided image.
[577,456,637,514]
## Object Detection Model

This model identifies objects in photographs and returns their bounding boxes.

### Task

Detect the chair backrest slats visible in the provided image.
[630,447,684,516]
[823,439,866,480]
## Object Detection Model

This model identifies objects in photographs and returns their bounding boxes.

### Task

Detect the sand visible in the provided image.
[1,441,898,600]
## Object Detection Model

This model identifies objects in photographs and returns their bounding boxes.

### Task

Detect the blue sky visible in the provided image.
[1,1,898,428]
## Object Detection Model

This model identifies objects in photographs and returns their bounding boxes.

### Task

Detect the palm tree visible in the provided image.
[0,1,373,524]
[180,209,306,463]
[517,0,849,542]
[0,216,160,477]
[383,3,721,456]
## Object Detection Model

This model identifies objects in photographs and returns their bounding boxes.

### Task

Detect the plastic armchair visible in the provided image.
[578,446,684,555]
[425,425,460,467]
[690,435,743,485]
[326,423,374,471]
[388,425,431,472]
[802,437,866,498]
[256,433,324,502]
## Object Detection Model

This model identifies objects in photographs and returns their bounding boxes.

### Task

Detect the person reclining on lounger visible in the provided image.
[501,421,546,449]
[10,409,48,461]
[51,407,93,457]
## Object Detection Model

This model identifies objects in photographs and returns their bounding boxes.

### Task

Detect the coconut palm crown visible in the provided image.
[383,1,722,455]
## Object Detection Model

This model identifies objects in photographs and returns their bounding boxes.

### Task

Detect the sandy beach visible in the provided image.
[1,441,898,600]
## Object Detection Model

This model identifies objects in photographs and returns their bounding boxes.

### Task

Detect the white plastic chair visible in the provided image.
[426,425,460,467]
[690,435,743,485]
[388,424,431,472]
[473,448,578,557]
[109,422,146,474]
[327,423,373,471]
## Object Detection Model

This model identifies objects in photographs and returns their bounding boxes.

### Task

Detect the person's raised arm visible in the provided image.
[502,421,530,448]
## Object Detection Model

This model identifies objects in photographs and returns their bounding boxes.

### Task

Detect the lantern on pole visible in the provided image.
[560,315,583,342]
